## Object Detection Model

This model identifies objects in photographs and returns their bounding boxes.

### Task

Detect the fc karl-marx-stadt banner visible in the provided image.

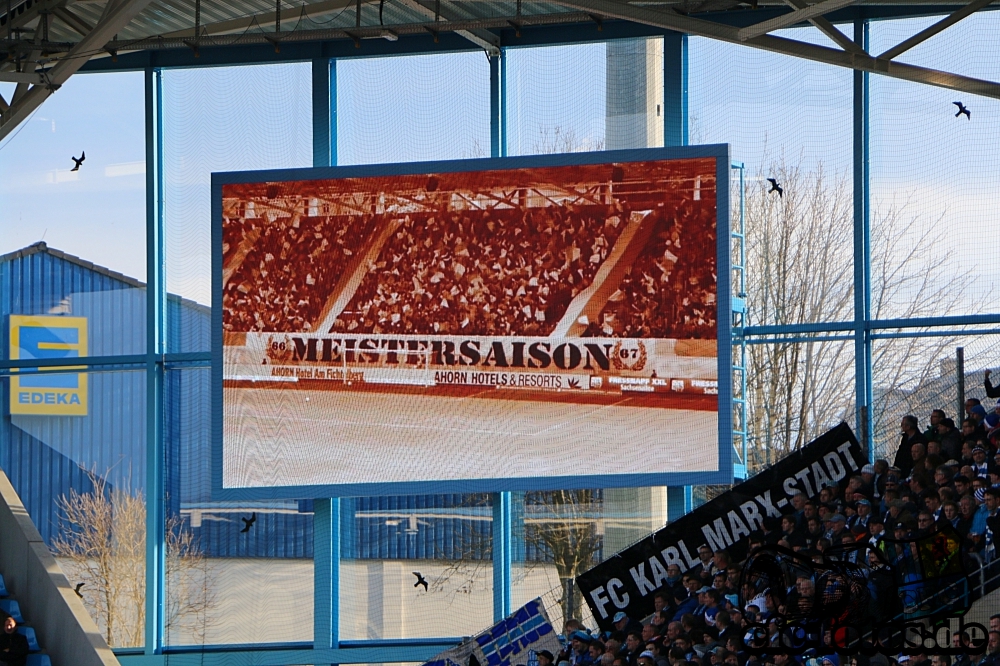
[218,156,726,493]
[576,423,865,629]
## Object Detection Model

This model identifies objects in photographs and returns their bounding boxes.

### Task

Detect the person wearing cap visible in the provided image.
[868,513,886,548]
[0,609,29,666]
[539,651,556,666]
[822,513,847,542]
[613,612,643,639]
[848,499,872,530]
[637,651,656,666]
[936,419,963,461]
[972,405,990,430]
[568,630,596,666]
[972,445,990,478]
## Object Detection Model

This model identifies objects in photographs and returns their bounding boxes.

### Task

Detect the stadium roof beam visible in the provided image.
[51,6,95,36]
[781,0,865,55]
[549,0,1000,98]
[737,0,857,40]
[1,0,66,36]
[392,0,500,55]
[157,0,359,38]
[878,0,994,59]
[0,0,155,142]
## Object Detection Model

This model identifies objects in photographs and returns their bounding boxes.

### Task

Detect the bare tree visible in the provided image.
[524,490,603,623]
[52,468,215,648]
[533,126,605,155]
[743,158,972,469]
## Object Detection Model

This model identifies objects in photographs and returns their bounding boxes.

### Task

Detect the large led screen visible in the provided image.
[214,149,731,497]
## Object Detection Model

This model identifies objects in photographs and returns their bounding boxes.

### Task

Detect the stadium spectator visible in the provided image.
[986,369,1000,399]
[895,416,928,476]
[0,610,28,666]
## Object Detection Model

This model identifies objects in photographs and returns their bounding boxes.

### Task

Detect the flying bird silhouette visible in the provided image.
[74,582,85,597]
[240,512,257,533]
[70,151,85,171]
[954,102,971,119]
[413,571,429,591]
[767,178,783,197]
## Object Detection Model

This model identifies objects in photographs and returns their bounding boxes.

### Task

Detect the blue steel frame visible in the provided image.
[3,19,998,666]
[208,144,735,501]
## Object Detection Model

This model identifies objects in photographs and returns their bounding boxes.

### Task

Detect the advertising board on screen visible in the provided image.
[212,148,732,498]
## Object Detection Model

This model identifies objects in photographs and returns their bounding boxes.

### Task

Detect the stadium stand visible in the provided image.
[334,204,628,336]
[550,408,1000,666]
[583,199,717,339]
[0,469,119,666]
[223,213,378,333]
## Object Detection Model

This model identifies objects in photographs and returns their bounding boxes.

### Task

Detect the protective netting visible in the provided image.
[3,13,1000,658]
[161,62,313,351]
[337,51,491,164]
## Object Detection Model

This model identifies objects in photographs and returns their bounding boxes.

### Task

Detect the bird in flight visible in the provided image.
[74,582,85,597]
[240,512,257,533]
[70,151,85,171]
[413,571,429,591]
[767,178,783,197]
[954,102,971,119]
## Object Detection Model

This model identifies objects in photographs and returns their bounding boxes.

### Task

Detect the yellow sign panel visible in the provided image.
[9,315,88,416]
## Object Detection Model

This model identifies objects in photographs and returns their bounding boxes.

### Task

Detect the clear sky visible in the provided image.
[1,15,998,312]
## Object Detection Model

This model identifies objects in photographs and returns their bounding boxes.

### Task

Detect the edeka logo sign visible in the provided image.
[9,315,88,416]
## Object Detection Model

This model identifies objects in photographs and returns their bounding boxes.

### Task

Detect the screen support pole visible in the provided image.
[492,492,513,620]
[144,62,166,656]
[313,56,340,662]
[852,19,873,460]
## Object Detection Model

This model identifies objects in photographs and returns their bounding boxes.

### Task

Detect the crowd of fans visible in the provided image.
[336,204,626,336]
[222,213,376,333]
[222,192,720,340]
[552,390,1000,666]
[583,200,717,340]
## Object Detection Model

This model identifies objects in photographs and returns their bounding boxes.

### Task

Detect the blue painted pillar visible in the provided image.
[314,499,339,650]
[314,57,335,168]
[665,33,694,513]
[489,45,513,623]
[666,486,692,523]
[852,20,873,459]
[663,32,687,147]
[490,52,505,158]
[144,63,166,656]
[312,55,340,658]
[492,492,512,620]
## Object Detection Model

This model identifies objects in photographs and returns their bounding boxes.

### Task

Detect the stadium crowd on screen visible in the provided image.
[555,384,1000,666]
[221,198,718,339]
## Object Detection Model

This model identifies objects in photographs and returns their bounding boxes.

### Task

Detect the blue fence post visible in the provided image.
[663,32,687,147]
[314,499,339,652]
[490,51,504,159]
[144,61,166,656]
[666,487,692,523]
[853,18,873,459]
[492,491,512,620]
[312,55,340,661]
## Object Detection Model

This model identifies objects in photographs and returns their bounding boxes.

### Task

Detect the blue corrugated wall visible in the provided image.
[1,245,571,562]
